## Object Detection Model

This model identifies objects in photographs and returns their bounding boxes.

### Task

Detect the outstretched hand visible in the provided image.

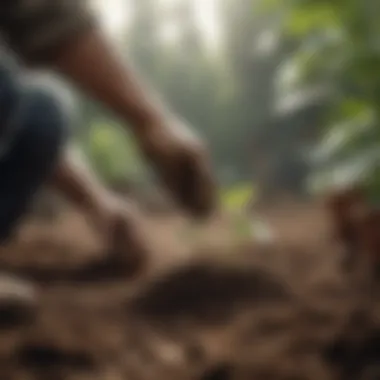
[137,118,217,219]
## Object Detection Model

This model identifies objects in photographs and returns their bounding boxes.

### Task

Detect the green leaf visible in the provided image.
[220,184,256,212]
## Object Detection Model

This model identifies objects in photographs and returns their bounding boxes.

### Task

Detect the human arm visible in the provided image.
[51,145,149,274]
[0,0,216,217]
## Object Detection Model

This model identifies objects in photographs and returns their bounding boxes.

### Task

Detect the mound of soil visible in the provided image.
[0,204,380,380]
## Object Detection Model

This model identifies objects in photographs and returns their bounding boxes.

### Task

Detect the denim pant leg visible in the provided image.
[0,71,68,243]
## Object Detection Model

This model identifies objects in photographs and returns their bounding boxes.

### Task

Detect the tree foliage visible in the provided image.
[75,0,377,205]
[259,0,380,196]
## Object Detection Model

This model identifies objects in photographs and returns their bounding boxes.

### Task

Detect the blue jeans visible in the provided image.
[0,62,68,242]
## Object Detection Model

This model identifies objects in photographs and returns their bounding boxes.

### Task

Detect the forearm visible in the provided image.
[51,146,106,214]
[50,30,168,137]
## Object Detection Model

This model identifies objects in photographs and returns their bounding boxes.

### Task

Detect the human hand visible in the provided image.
[89,193,149,278]
[137,117,217,219]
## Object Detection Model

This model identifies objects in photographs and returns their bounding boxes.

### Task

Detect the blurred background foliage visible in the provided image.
[71,0,380,212]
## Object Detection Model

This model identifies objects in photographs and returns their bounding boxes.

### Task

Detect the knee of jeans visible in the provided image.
[0,59,23,126]
[19,83,73,160]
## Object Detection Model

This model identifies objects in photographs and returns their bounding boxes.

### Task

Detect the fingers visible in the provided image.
[182,150,216,218]
[158,149,217,219]
[108,205,149,278]
[138,124,217,218]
